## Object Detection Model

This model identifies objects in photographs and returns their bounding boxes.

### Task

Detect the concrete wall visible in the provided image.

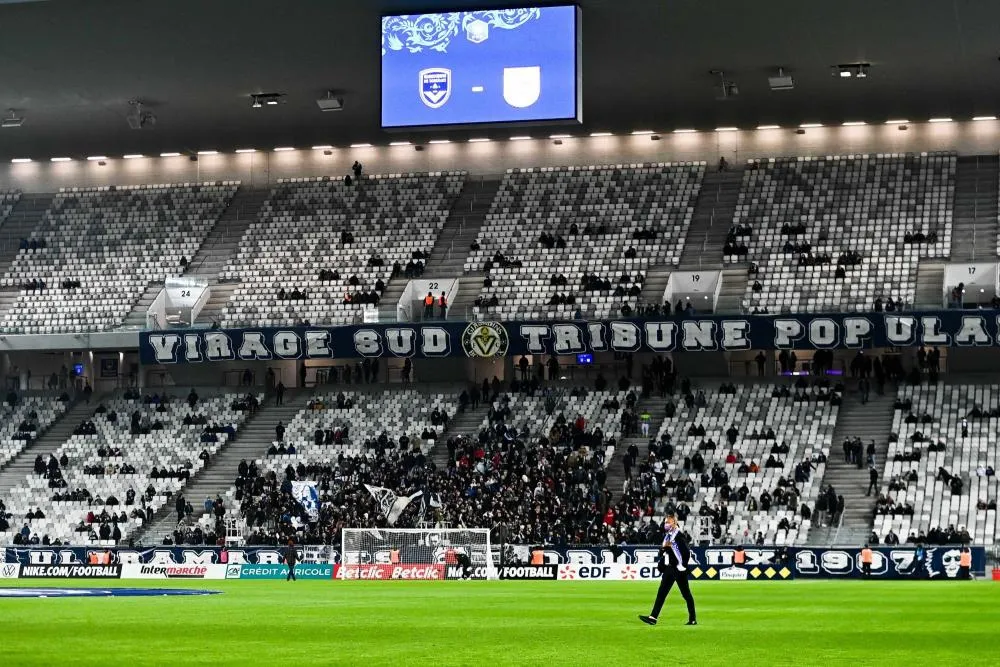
[1,120,997,193]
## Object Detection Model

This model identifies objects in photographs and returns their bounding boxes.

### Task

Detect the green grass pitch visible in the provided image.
[0,579,996,666]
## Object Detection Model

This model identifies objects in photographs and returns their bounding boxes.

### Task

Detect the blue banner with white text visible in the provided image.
[140,312,1000,364]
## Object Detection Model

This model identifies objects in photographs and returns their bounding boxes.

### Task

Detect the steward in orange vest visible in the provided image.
[860,545,874,578]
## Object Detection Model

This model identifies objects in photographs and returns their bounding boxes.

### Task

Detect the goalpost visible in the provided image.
[340,528,496,580]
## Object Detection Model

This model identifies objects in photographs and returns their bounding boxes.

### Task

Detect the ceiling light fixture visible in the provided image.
[768,67,795,91]
[50,157,72,162]
[842,121,866,126]
[1,109,24,128]
[885,119,909,125]
[673,129,697,134]
[973,115,997,121]
[589,132,612,137]
[389,141,411,146]
[197,150,219,156]
[468,138,490,143]
[756,124,781,130]
[349,143,372,148]
[235,148,257,153]
[711,70,739,100]
[273,146,295,152]
[316,92,344,112]
[549,134,571,139]
[123,154,144,159]
[631,130,654,135]
[159,152,181,157]
[715,126,738,132]
[833,62,870,79]
[929,117,953,123]
[251,93,283,108]
[10,158,31,163]
[428,139,451,144]
[86,155,108,161]
[509,136,532,141]
[800,123,823,128]
[311,145,333,150]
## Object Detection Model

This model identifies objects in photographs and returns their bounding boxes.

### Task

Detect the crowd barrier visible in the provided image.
[0,545,985,580]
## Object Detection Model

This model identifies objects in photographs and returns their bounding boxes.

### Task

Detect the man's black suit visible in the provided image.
[284,545,298,582]
[649,530,697,623]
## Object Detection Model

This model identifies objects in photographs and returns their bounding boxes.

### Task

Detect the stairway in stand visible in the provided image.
[0,397,97,495]
[379,177,502,322]
[678,169,744,270]
[185,188,268,279]
[605,395,670,500]
[134,391,309,546]
[913,261,946,310]
[950,155,999,262]
[713,267,749,314]
[122,281,167,328]
[425,177,501,279]
[638,266,671,309]
[807,388,895,545]
[429,404,489,470]
[186,187,269,326]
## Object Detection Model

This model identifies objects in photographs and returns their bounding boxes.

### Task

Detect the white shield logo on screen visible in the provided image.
[503,66,541,108]
[419,68,452,109]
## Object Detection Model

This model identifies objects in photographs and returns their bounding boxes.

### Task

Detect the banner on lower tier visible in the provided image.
[335,564,445,580]
[533,545,983,580]
[2,545,984,580]
[140,312,1000,364]
[556,563,771,581]
[235,563,335,580]
[120,563,229,580]
[2,546,326,567]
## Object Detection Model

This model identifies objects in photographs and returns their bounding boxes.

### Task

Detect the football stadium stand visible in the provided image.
[0,182,237,334]
[218,172,464,327]
[1,154,1000,553]
[0,190,19,228]
[0,394,68,470]
[649,381,839,545]
[465,163,704,320]
[726,153,955,313]
[156,388,460,545]
[0,389,259,546]
[876,383,997,545]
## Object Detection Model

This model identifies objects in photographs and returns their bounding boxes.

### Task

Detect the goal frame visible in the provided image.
[340,527,496,580]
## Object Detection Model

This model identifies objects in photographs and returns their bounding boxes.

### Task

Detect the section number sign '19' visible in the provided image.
[381,6,582,128]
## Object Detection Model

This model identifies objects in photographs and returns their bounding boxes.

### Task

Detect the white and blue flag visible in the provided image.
[291,481,320,522]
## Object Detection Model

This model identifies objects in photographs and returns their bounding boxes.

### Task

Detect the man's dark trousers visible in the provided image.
[650,569,696,621]
[286,563,296,581]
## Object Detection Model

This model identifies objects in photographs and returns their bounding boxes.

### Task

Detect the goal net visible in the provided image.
[340,528,495,580]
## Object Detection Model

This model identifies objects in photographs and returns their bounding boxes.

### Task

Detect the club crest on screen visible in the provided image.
[503,66,541,108]
[420,68,452,109]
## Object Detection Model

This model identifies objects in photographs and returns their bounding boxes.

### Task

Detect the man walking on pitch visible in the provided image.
[284,539,298,582]
[639,513,697,626]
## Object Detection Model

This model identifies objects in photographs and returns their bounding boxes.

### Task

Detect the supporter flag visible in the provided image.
[365,484,423,526]
[291,481,320,522]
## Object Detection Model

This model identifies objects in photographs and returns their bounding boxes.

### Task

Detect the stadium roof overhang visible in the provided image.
[0,0,998,158]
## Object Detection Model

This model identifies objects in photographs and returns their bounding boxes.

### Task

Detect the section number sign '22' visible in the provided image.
[381,6,581,128]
